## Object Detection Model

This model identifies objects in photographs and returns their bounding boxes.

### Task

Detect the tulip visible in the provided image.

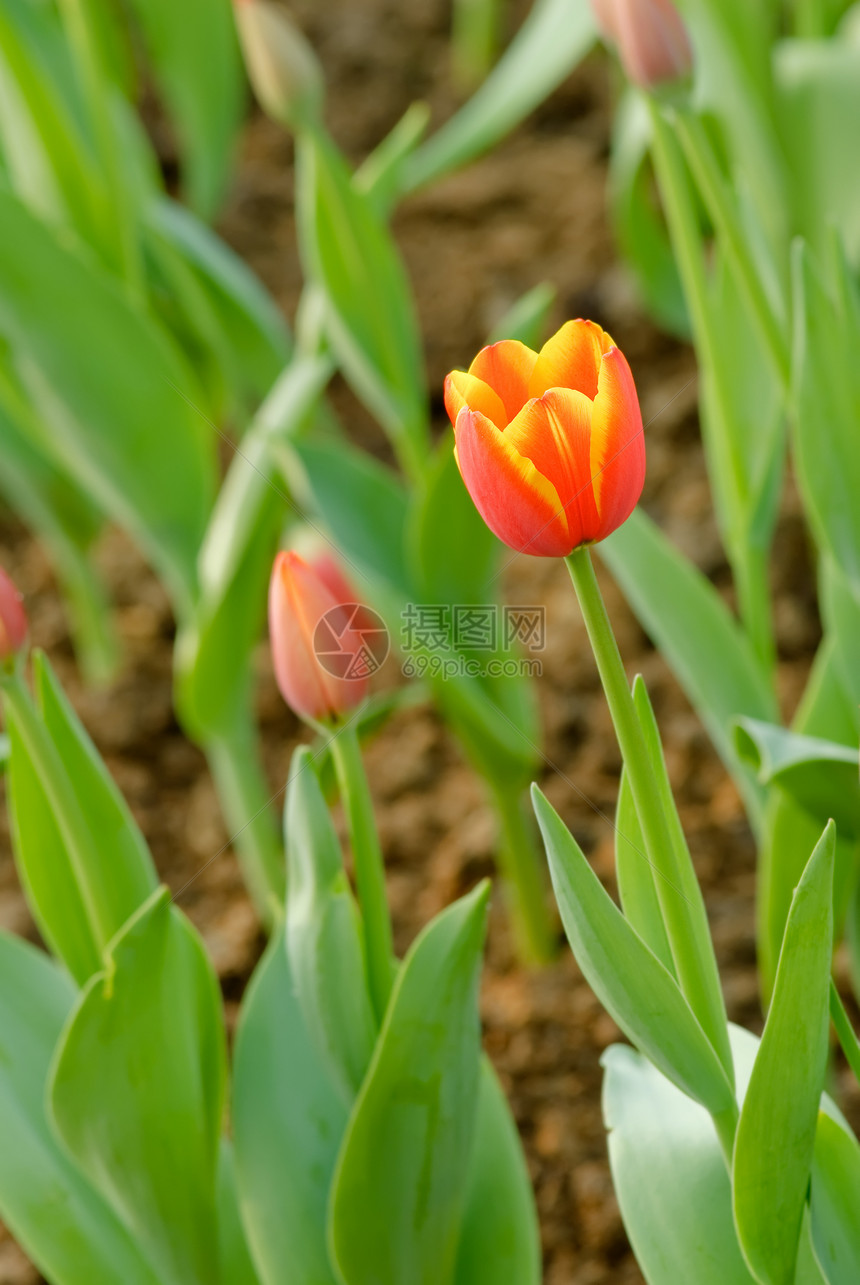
[0,567,27,663]
[590,0,692,91]
[234,0,324,129]
[444,319,645,557]
[269,550,369,723]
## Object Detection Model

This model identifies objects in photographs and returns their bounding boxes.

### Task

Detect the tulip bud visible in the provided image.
[590,0,692,91]
[269,551,369,724]
[234,0,324,129]
[0,566,28,664]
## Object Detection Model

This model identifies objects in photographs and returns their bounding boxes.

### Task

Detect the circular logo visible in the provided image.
[313,603,390,681]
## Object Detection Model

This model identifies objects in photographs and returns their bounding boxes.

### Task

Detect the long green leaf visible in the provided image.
[124,0,243,218]
[50,888,226,1285]
[532,785,734,1114]
[810,1111,860,1285]
[615,764,675,975]
[453,1060,541,1285]
[734,822,835,1285]
[735,717,860,834]
[329,882,489,1285]
[295,133,428,476]
[232,925,345,1285]
[285,747,377,1102]
[0,930,161,1285]
[603,1041,756,1285]
[601,507,777,824]
[402,0,596,192]
[0,190,216,612]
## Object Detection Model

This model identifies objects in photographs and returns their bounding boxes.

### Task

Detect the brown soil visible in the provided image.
[1,2,858,1282]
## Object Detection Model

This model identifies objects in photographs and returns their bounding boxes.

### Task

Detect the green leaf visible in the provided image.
[775,39,860,265]
[0,930,162,1285]
[532,785,734,1114]
[329,882,490,1285]
[609,89,688,337]
[293,436,412,598]
[408,438,497,608]
[810,1112,860,1285]
[124,0,243,218]
[178,352,332,741]
[285,746,377,1102]
[35,651,158,921]
[791,239,860,599]
[600,507,777,825]
[49,888,226,1285]
[402,0,596,192]
[0,190,216,613]
[295,133,428,476]
[232,925,346,1285]
[734,822,836,1285]
[453,1060,541,1285]
[217,1142,263,1285]
[735,717,860,834]
[615,764,676,976]
[603,1040,757,1285]
[147,197,290,408]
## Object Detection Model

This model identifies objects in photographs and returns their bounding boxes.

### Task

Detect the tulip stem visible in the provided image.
[329,721,395,1021]
[490,783,557,966]
[565,547,733,1080]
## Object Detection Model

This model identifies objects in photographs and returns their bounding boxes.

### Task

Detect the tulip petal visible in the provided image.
[505,388,600,548]
[528,319,615,401]
[590,346,645,539]
[444,370,506,429]
[454,409,572,557]
[468,340,538,423]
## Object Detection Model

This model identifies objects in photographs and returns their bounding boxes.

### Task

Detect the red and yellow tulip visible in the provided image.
[444,319,645,558]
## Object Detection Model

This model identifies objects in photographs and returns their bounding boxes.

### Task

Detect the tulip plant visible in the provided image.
[448,319,860,1283]
[0,568,540,1285]
[0,0,601,958]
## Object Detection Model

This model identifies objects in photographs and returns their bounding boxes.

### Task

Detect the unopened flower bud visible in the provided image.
[234,0,324,129]
[591,0,692,91]
[269,551,369,724]
[0,567,28,663]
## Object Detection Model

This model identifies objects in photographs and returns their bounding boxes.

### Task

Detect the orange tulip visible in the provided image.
[444,319,645,558]
[269,550,368,723]
[0,567,27,662]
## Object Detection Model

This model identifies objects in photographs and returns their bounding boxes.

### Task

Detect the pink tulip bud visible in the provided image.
[0,567,28,662]
[268,551,369,724]
[233,0,324,128]
[591,0,692,90]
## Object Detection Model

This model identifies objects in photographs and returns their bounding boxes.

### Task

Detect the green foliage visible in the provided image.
[329,883,489,1285]
[532,784,734,1114]
[734,823,835,1285]
[49,889,227,1285]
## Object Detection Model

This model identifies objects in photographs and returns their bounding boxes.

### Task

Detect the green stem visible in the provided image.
[329,721,394,1021]
[648,101,777,675]
[566,548,732,1075]
[206,720,285,929]
[490,782,556,965]
[672,109,791,389]
[830,978,860,1086]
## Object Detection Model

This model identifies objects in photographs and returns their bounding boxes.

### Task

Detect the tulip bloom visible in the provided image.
[269,551,368,723]
[0,567,27,662]
[444,320,645,557]
[590,0,692,91]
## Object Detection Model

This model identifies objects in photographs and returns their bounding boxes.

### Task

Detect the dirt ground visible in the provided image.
[1,1,858,1282]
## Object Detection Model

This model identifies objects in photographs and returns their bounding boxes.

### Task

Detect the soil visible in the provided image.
[1,2,858,1282]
